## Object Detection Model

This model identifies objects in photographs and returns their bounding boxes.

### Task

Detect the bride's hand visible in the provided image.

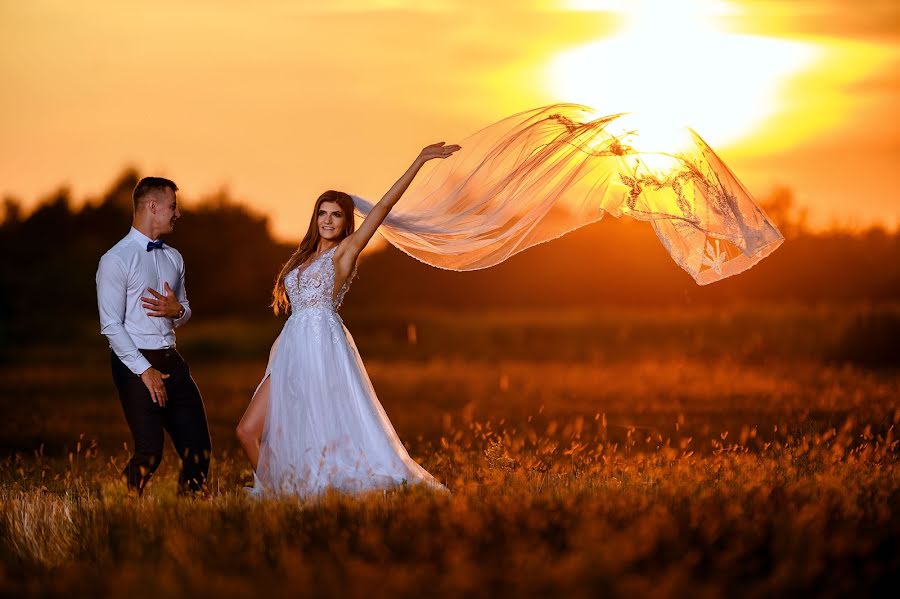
[416,142,461,164]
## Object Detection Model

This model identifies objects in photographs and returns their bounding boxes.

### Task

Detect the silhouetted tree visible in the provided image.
[757,186,809,240]
[0,169,897,357]
[1,197,22,227]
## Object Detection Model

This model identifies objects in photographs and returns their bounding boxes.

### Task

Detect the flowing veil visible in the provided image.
[352,104,783,284]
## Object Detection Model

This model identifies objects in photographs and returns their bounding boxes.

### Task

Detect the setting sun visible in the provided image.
[549,0,819,150]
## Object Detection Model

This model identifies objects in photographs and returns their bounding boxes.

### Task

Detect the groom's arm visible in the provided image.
[96,254,152,376]
[172,254,191,328]
[141,252,191,326]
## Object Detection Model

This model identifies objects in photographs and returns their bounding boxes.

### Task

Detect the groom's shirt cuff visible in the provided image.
[96,253,152,376]
[172,303,191,328]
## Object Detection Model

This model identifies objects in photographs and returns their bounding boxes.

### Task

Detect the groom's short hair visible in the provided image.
[133,177,178,209]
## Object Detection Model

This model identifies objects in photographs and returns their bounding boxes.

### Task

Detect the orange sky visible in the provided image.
[1,0,898,239]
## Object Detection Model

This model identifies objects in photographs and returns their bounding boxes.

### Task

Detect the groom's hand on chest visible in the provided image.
[141,282,183,318]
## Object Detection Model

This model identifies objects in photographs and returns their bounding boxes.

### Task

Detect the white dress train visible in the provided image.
[250,246,446,497]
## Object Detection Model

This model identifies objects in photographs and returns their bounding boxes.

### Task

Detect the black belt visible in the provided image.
[138,347,178,358]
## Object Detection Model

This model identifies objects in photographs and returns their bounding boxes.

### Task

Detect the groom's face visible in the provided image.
[151,188,181,235]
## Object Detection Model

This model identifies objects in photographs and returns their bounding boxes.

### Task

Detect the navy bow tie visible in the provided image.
[146,240,164,252]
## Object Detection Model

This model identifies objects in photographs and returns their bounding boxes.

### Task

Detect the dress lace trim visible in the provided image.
[285,246,357,312]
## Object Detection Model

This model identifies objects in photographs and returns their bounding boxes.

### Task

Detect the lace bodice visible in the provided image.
[285,246,356,313]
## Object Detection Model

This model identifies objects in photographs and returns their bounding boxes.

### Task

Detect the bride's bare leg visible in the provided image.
[236,376,270,472]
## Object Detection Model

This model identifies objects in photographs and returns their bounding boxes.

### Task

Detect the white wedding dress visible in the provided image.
[250,246,446,497]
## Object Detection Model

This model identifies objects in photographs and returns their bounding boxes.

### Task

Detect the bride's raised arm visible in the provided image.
[337,142,460,264]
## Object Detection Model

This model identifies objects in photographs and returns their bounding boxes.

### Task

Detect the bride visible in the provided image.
[237,103,784,496]
[237,142,460,496]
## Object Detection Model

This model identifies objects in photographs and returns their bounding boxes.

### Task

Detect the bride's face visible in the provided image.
[317,201,347,241]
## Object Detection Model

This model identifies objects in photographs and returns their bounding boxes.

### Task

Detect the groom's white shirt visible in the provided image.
[96,227,192,376]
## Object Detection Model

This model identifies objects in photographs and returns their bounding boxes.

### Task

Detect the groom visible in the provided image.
[96,177,211,495]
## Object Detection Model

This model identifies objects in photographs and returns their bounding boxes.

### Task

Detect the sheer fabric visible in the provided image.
[353,104,783,284]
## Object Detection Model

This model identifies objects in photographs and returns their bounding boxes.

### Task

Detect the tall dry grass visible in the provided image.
[1,305,898,596]
[1,415,897,597]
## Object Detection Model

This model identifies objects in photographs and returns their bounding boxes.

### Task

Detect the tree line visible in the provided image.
[2,170,898,347]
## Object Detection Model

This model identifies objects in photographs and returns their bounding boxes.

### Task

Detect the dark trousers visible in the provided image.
[110,348,212,494]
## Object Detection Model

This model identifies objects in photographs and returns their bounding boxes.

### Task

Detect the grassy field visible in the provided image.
[1,305,898,597]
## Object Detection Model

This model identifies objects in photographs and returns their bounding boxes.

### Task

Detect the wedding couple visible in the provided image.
[96,105,785,497]
[96,142,460,497]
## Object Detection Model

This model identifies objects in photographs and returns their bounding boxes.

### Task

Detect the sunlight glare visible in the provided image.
[549,0,819,151]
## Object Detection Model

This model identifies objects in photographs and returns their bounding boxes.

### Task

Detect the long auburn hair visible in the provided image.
[272,190,356,315]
